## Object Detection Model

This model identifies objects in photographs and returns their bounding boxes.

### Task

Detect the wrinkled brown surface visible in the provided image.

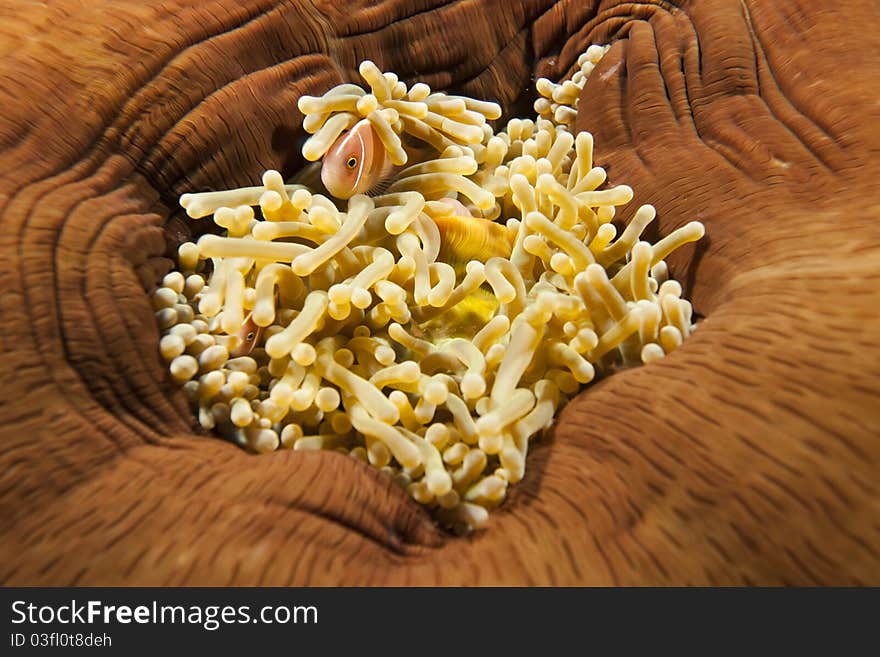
[1,0,878,585]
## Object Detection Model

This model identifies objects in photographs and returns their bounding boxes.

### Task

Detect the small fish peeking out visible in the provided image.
[229,312,263,357]
[321,119,397,199]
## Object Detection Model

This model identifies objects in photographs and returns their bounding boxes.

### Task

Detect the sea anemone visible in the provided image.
[159,47,704,533]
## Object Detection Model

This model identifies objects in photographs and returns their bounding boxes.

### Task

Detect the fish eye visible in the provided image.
[246,331,256,341]
[347,156,358,169]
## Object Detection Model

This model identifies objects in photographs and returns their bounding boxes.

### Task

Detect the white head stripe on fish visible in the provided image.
[229,312,263,358]
[350,127,367,193]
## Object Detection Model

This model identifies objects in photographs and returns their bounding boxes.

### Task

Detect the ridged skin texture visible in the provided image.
[1,0,878,585]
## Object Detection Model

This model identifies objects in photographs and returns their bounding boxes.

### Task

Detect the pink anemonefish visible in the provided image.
[320,119,397,199]
[229,312,263,358]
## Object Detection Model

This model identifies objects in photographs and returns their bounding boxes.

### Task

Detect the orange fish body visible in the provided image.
[229,312,263,358]
[321,119,396,199]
